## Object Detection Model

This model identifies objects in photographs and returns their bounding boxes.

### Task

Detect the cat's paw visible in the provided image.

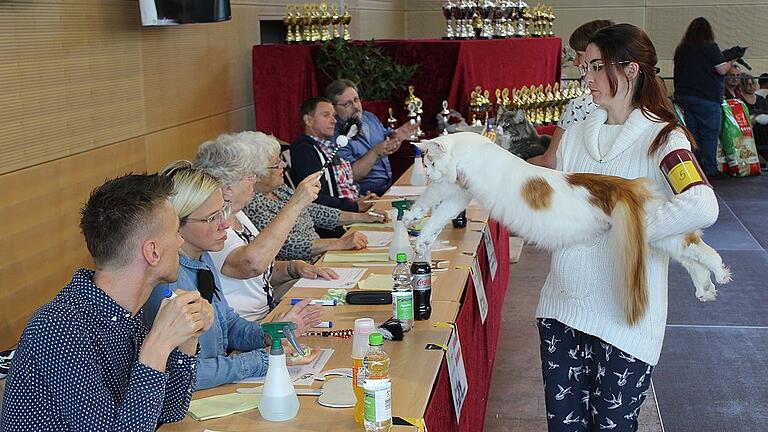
[695,281,718,302]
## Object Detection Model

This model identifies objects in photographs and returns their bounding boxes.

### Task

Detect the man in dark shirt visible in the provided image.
[290,97,376,212]
[0,174,214,431]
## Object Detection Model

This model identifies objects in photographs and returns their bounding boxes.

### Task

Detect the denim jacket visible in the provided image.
[143,253,269,390]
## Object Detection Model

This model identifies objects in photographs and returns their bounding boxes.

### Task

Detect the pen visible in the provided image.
[290,299,336,306]
[163,288,177,299]
[314,321,333,328]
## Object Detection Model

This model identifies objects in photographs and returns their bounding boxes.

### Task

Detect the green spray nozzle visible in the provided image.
[391,199,412,221]
[261,322,303,356]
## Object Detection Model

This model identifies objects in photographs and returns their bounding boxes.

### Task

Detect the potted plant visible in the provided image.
[315,38,419,121]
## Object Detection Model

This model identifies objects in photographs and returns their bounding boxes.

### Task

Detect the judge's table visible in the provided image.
[160,167,496,431]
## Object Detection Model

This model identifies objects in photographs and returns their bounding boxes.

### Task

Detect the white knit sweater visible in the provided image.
[535,108,719,365]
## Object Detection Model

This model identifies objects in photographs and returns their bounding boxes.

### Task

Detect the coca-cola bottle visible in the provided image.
[452,209,467,228]
[411,252,432,320]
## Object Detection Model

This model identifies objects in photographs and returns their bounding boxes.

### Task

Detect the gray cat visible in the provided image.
[494,107,551,160]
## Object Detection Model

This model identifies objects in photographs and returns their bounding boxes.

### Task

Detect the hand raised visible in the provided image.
[292,172,322,207]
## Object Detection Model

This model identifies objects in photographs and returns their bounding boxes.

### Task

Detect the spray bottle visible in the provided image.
[389,199,413,261]
[258,322,304,422]
[409,147,427,186]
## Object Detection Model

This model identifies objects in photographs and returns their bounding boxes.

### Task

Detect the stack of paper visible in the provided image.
[359,231,393,247]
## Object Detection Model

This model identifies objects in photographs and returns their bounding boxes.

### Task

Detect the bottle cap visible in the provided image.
[396,252,408,263]
[352,318,375,358]
[369,332,383,346]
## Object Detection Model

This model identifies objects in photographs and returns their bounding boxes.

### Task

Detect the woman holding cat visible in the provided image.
[536,24,719,431]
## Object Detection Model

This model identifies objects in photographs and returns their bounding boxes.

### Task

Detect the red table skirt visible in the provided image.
[252,38,562,142]
[423,220,511,431]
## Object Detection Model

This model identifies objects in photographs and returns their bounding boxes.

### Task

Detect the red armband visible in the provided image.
[659,149,710,194]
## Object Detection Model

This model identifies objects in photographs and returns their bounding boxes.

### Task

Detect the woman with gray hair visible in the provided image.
[239,132,385,262]
[195,131,338,321]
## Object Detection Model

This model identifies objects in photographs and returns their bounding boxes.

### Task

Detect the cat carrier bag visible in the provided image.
[720,99,760,177]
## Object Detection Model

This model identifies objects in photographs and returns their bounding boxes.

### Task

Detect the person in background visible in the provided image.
[724,64,742,99]
[673,17,735,177]
[325,79,417,196]
[528,19,614,168]
[195,131,339,321]
[290,97,378,213]
[739,73,768,152]
[143,163,320,390]
[244,134,385,262]
[1,174,212,431]
[755,72,768,98]
[537,24,718,431]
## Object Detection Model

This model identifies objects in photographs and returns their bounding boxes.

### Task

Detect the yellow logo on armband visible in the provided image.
[666,161,704,194]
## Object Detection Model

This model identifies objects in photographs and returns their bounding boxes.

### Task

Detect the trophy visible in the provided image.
[387,107,398,130]
[457,0,472,39]
[301,4,312,42]
[330,3,342,39]
[478,0,495,39]
[442,1,456,40]
[406,101,418,140]
[468,86,490,127]
[515,0,528,37]
[319,3,332,41]
[341,3,352,41]
[441,100,451,135]
[283,5,294,43]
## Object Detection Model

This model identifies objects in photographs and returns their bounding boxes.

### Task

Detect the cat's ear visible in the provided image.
[418,140,448,158]
[513,109,526,122]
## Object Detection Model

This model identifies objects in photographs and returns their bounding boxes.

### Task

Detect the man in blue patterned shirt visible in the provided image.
[0,174,214,431]
[326,79,417,196]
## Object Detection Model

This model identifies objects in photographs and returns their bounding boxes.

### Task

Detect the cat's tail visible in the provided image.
[610,178,654,326]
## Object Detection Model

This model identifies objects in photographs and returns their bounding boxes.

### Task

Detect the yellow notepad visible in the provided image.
[323,252,391,263]
[187,392,261,421]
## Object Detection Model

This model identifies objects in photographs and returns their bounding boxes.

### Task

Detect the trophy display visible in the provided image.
[468,86,490,127]
[491,81,587,125]
[281,2,353,44]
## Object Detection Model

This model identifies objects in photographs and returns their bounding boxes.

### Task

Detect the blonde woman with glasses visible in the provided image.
[142,162,320,391]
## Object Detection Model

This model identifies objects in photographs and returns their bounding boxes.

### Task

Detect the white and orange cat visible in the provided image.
[403,132,730,325]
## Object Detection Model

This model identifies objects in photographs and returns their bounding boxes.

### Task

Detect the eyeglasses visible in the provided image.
[266,160,285,170]
[579,61,631,77]
[726,74,741,79]
[182,201,231,225]
[334,96,360,110]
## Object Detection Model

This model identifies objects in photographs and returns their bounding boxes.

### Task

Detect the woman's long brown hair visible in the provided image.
[589,23,697,155]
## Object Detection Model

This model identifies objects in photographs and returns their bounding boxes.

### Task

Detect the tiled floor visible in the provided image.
[485,174,768,431]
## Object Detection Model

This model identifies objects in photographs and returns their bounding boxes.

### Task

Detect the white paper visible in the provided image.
[236,348,335,385]
[483,227,498,281]
[359,231,393,247]
[384,185,428,196]
[446,329,468,423]
[471,258,488,324]
[293,267,367,289]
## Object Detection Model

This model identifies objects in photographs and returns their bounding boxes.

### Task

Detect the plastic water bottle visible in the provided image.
[411,251,432,321]
[410,147,427,186]
[363,333,392,432]
[392,252,414,332]
[352,318,376,424]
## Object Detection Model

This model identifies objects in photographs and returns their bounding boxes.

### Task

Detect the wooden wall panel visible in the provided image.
[0,138,146,349]
[0,1,145,174]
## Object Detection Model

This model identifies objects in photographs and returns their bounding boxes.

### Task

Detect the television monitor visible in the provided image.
[139,0,231,26]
